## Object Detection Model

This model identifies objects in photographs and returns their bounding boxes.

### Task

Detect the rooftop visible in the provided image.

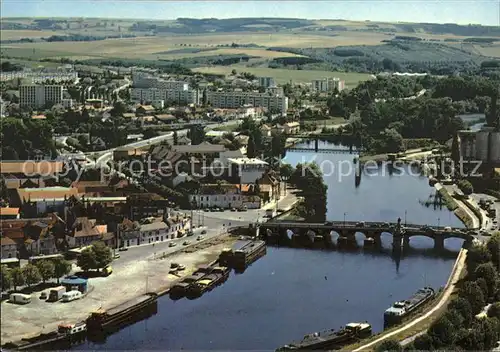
[0,161,64,175]
[227,158,268,166]
[173,144,226,154]
[140,221,168,232]
[0,207,20,216]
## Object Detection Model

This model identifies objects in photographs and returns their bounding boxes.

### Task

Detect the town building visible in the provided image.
[227,157,269,184]
[206,89,288,115]
[190,184,261,209]
[20,85,65,108]
[0,207,20,220]
[258,76,276,88]
[283,121,301,134]
[172,143,226,159]
[65,217,108,248]
[0,70,78,83]
[1,237,18,259]
[15,187,80,213]
[311,77,345,92]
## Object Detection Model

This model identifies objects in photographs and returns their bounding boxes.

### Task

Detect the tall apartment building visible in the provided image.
[312,77,345,92]
[258,76,276,88]
[130,87,200,105]
[206,90,288,115]
[20,85,64,108]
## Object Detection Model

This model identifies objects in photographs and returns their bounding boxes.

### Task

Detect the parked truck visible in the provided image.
[48,286,66,302]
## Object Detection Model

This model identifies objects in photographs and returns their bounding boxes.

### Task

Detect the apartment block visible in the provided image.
[206,90,288,114]
[130,87,200,105]
[20,85,64,108]
[258,76,276,88]
[311,77,345,92]
[131,72,188,90]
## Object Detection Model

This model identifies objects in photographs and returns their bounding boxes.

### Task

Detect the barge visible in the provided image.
[384,287,435,326]
[219,240,266,269]
[86,293,158,334]
[169,264,216,299]
[185,266,230,298]
[276,322,372,351]
[3,322,86,351]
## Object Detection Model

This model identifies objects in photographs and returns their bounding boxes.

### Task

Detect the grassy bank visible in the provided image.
[437,187,459,211]
[454,208,474,228]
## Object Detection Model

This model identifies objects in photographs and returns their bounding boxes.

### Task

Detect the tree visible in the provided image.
[77,247,97,272]
[173,131,178,145]
[459,281,486,314]
[36,260,55,284]
[247,135,257,158]
[486,232,500,267]
[92,241,112,270]
[466,244,492,272]
[53,258,72,284]
[443,309,464,329]
[1,265,12,291]
[487,302,500,319]
[413,333,434,350]
[375,339,402,352]
[448,297,473,325]
[451,133,460,166]
[22,264,41,288]
[291,163,328,223]
[474,262,498,299]
[428,316,455,347]
[11,267,24,290]
[457,179,473,195]
[279,163,295,180]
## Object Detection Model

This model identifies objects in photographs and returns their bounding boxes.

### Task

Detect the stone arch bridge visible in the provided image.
[255,220,475,250]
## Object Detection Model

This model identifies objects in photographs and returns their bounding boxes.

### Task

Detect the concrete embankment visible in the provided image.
[1,236,236,345]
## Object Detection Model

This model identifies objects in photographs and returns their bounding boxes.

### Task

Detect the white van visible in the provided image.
[61,290,82,303]
[9,293,32,304]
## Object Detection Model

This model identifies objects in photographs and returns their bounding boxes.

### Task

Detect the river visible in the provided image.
[76,142,465,351]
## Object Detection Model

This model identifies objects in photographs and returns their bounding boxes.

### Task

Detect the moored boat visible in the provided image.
[86,293,157,333]
[384,287,435,326]
[276,322,372,351]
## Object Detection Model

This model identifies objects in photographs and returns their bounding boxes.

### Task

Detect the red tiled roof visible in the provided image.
[1,237,17,246]
[0,207,19,216]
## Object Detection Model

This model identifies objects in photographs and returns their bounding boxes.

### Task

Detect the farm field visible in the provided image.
[471,44,500,58]
[0,29,66,40]
[152,47,305,60]
[192,65,372,86]
[1,31,390,59]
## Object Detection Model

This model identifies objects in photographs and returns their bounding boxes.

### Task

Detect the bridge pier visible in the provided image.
[315,138,319,152]
[403,235,411,250]
[434,236,444,251]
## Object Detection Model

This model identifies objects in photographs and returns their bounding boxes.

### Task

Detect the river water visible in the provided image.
[77,142,464,351]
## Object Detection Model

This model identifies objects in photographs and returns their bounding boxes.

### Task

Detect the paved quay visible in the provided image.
[1,236,236,345]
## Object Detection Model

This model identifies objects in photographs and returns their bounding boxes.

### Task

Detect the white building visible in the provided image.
[258,76,276,88]
[206,90,288,115]
[190,184,261,209]
[131,72,188,90]
[130,87,200,105]
[228,157,269,184]
[20,85,65,108]
[1,70,78,83]
[311,77,345,92]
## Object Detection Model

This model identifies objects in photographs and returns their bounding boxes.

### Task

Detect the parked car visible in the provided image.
[39,291,47,300]
[183,241,190,246]
[113,254,121,259]
[444,226,452,232]
[204,208,210,212]
[231,208,237,212]
[170,262,179,269]
[356,221,366,227]
[118,247,128,252]
[197,235,204,241]
[201,230,207,234]
[324,221,333,226]
[178,264,186,271]
[218,208,224,212]
[169,242,177,247]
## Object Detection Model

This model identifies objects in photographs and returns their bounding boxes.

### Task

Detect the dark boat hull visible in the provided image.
[277,328,372,351]
[384,291,435,327]
[185,271,230,299]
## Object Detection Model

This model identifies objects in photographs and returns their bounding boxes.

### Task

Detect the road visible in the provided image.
[353,248,467,351]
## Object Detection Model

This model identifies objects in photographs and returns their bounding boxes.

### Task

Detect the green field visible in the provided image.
[193,65,372,86]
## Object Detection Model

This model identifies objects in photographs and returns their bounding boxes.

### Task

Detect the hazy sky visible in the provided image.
[1,1,499,26]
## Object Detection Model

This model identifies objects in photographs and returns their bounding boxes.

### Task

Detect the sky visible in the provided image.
[1,0,499,26]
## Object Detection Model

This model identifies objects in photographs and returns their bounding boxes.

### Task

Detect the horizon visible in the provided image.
[1,1,499,26]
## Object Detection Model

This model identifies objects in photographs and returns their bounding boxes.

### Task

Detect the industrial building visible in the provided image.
[458,126,500,165]
[20,85,66,108]
[311,77,345,92]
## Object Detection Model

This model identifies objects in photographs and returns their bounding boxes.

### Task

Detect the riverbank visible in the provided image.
[0,236,237,345]
[351,247,468,351]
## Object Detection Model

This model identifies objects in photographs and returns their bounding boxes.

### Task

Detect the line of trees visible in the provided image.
[76,242,112,272]
[1,257,72,292]
[376,232,500,352]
